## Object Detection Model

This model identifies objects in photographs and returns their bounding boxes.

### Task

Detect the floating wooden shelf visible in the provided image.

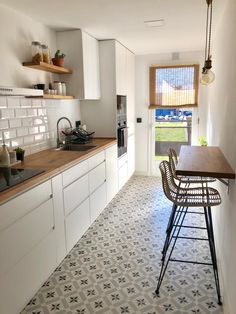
[22,61,72,74]
[43,94,74,100]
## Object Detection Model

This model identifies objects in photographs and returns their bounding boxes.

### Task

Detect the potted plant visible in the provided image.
[198,136,208,146]
[52,50,66,67]
[14,147,25,161]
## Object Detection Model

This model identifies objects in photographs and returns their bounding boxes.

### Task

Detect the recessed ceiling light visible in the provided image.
[144,19,165,28]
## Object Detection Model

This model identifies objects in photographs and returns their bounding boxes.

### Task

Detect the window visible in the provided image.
[149,65,199,109]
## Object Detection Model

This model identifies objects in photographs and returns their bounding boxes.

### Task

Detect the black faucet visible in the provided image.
[56,117,73,148]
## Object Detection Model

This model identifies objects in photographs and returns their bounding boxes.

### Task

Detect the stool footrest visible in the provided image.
[173,224,206,230]
[173,235,208,241]
[169,258,213,266]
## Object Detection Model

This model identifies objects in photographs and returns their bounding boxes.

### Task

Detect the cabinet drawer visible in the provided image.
[118,153,128,169]
[63,174,89,216]
[62,159,89,187]
[88,150,105,171]
[90,182,107,223]
[89,161,106,194]
[65,198,90,252]
[0,198,54,279]
[0,180,52,232]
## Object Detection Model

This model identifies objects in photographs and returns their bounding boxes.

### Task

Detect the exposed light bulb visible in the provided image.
[200,69,215,85]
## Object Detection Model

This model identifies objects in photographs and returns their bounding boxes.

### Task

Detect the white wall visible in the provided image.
[206,0,236,312]
[0,4,81,154]
[135,51,208,175]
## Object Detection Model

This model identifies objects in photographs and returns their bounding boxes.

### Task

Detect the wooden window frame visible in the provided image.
[149,64,199,109]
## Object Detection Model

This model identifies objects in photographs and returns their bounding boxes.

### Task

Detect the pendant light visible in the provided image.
[200,0,215,85]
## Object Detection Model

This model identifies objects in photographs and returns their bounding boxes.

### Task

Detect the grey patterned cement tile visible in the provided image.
[21,176,223,314]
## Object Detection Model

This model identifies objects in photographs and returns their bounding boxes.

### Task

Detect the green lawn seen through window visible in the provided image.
[155,121,188,142]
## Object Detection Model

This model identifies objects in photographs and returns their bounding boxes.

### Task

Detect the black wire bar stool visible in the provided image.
[156,160,222,305]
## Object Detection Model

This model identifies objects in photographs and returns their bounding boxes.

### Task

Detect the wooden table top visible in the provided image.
[176,145,235,179]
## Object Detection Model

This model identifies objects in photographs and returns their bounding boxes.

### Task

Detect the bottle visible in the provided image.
[53,81,62,95]
[31,41,43,63]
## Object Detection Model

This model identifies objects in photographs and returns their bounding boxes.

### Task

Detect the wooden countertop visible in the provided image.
[176,145,235,179]
[0,138,117,205]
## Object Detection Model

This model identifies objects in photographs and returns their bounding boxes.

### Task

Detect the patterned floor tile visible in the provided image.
[21,176,223,314]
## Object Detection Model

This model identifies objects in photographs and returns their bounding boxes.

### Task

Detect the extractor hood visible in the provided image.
[0,86,43,97]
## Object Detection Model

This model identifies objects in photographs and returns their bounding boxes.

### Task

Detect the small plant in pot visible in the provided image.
[198,136,208,146]
[14,147,25,161]
[52,50,66,67]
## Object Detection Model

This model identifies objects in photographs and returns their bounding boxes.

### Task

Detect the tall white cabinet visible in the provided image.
[57,29,100,100]
[81,40,135,187]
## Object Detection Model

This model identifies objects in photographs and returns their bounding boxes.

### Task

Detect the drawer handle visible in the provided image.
[50,194,53,199]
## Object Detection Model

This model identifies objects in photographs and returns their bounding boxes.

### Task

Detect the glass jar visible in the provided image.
[41,44,50,63]
[31,41,43,63]
[54,81,62,95]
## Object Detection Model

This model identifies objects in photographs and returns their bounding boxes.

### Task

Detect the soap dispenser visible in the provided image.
[0,132,10,167]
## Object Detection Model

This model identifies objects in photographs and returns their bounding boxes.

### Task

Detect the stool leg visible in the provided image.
[204,207,222,305]
[156,206,188,295]
[162,204,177,258]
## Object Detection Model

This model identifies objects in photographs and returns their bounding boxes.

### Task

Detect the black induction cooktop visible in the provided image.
[0,168,45,192]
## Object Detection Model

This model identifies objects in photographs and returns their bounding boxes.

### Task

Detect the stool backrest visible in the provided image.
[159,160,179,203]
[168,148,178,180]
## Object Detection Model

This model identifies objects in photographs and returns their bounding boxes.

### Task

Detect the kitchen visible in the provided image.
[0,1,236,314]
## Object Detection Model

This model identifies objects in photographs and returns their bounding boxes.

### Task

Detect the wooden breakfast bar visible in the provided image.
[176,146,235,185]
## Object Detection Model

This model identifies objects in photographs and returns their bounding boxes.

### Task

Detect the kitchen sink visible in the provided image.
[55,144,97,152]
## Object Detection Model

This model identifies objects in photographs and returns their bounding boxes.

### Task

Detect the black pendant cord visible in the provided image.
[207,1,213,60]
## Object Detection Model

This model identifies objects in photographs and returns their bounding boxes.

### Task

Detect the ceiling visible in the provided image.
[0,0,222,55]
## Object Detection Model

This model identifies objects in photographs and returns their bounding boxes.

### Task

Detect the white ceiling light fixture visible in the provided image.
[200,0,215,85]
[144,19,165,28]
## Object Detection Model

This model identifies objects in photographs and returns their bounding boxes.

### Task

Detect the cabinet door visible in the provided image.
[82,31,101,99]
[118,161,128,190]
[89,161,106,194]
[65,198,90,252]
[90,182,107,223]
[115,41,127,95]
[127,134,135,179]
[126,50,135,136]
[106,144,118,203]
[63,174,89,216]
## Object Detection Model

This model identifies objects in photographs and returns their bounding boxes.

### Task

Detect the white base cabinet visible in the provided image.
[90,182,107,223]
[106,144,118,204]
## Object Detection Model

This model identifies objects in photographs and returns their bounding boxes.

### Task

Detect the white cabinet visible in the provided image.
[57,29,100,100]
[65,198,90,252]
[0,180,57,314]
[90,182,107,223]
[118,153,128,189]
[106,144,118,203]
[89,161,106,194]
[115,41,127,95]
[63,174,89,216]
[127,134,135,179]
[126,50,135,136]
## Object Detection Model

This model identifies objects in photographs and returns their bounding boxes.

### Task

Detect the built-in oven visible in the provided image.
[117,95,128,157]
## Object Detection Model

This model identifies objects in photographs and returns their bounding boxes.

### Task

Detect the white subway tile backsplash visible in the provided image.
[38,108,47,116]
[0,109,15,119]
[35,134,44,142]
[0,120,9,129]
[0,97,7,108]
[15,108,27,118]
[4,129,17,140]
[39,125,46,133]
[29,126,39,135]
[31,99,42,107]
[17,127,29,137]
[30,144,41,154]
[11,138,24,147]
[24,135,34,145]
[9,119,21,128]
[27,108,38,117]
[22,118,33,127]
[34,118,44,125]
[7,97,21,108]
[20,98,32,108]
